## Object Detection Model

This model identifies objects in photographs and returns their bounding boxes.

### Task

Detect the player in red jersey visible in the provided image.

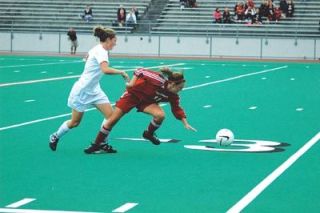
[84,67,197,154]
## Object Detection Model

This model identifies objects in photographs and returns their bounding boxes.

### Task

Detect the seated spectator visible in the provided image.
[234,2,245,21]
[180,0,187,9]
[213,8,222,23]
[245,0,255,9]
[245,6,257,23]
[259,0,269,19]
[267,0,274,21]
[132,7,139,20]
[274,7,282,22]
[223,8,232,24]
[252,8,263,24]
[286,0,294,17]
[279,0,288,17]
[188,0,197,8]
[81,5,93,22]
[117,5,126,27]
[126,10,137,28]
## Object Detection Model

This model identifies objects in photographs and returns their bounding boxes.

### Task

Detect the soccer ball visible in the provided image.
[216,129,234,146]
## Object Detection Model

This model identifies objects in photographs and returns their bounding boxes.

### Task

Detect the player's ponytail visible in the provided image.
[93,26,116,42]
[160,67,185,84]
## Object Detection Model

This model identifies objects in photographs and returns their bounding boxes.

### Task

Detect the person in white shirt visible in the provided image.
[126,10,137,28]
[49,26,130,152]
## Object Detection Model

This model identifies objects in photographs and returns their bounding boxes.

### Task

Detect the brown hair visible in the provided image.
[93,26,116,42]
[160,67,185,84]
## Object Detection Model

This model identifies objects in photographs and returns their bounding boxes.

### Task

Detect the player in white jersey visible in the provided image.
[49,26,129,152]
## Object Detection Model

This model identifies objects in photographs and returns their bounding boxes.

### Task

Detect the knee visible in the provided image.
[154,111,165,122]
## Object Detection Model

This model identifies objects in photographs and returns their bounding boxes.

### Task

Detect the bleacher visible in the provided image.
[151,0,320,38]
[0,0,151,34]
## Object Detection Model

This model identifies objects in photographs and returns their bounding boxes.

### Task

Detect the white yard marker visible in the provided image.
[227,132,320,213]
[112,203,138,213]
[203,105,212,108]
[24,99,35,103]
[296,108,304,111]
[248,106,257,110]
[6,198,36,208]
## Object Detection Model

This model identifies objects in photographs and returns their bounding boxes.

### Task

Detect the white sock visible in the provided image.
[101,118,107,128]
[55,121,70,138]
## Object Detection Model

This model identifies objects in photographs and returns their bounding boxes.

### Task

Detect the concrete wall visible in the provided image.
[0,32,319,60]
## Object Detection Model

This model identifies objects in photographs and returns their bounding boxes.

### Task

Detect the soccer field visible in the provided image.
[0,55,319,213]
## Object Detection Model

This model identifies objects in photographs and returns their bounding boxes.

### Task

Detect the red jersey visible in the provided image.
[118,68,186,120]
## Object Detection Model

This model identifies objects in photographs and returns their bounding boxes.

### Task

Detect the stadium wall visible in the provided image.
[0,32,319,60]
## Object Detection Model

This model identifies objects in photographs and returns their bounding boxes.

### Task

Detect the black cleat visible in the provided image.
[49,134,59,151]
[143,131,160,145]
[84,143,117,154]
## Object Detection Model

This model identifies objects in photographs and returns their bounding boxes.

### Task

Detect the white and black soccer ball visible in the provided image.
[216,129,234,146]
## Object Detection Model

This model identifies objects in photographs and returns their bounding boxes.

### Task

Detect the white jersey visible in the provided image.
[68,44,110,112]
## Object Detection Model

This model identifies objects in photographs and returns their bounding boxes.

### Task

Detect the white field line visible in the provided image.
[112,203,138,213]
[0,209,101,213]
[183,66,288,91]
[0,60,82,69]
[6,198,36,208]
[0,65,286,132]
[0,63,185,88]
[227,132,320,213]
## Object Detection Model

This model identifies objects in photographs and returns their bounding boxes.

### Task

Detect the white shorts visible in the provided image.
[67,83,110,112]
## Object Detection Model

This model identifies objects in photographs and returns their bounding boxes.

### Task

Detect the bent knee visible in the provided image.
[154,111,165,121]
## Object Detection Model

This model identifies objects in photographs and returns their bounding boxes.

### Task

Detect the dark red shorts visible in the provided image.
[115,91,154,113]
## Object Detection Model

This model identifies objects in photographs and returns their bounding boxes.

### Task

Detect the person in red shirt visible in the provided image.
[84,67,197,154]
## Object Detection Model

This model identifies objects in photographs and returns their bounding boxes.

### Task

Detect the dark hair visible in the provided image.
[160,67,185,84]
[93,26,116,42]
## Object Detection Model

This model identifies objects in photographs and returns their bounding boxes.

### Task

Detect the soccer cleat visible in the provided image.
[143,131,161,145]
[49,134,59,151]
[84,143,117,154]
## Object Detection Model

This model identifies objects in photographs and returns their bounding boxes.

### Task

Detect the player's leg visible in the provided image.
[84,106,125,154]
[142,104,165,145]
[49,109,84,151]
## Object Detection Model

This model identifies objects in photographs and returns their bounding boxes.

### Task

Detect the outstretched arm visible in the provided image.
[181,118,197,132]
[100,61,130,82]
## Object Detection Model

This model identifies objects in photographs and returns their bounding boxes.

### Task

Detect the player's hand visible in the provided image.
[185,124,197,132]
[121,71,130,82]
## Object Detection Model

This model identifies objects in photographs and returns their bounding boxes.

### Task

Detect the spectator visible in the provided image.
[223,8,232,24]
[245,0,255,9]
[117,5,126,27]
[188,0,197,8]
[274,7,282,22]
[132,6,139,20]
[259,0,269,19]
[180,0,187,9]
[234,2,245,21]
[126,10,137,28]
[267,0,275,21]
[81,5,93,22]
[67,28,78,55]
[286,0,294,17]
[245,6,257,23]
[253,8,263,24]
[213,8,222,23]
[279,0,288,17]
